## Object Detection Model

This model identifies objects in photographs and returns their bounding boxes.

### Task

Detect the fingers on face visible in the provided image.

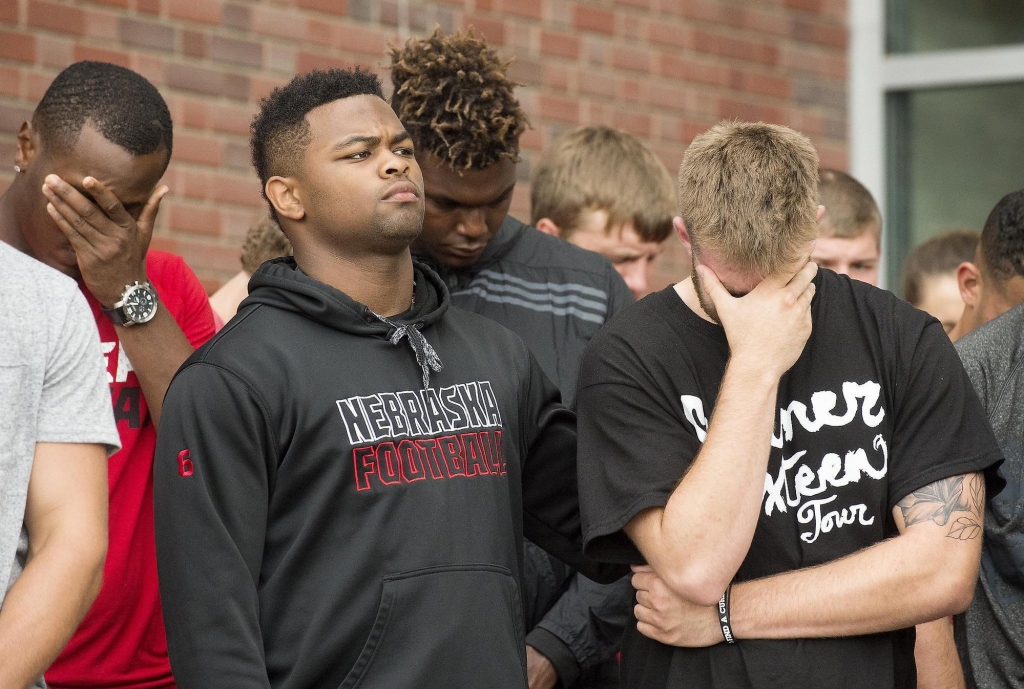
[45,175,92,217]
[44,190,97,244]
[697,265,730,305]
[83,177,132,225]
[787,260,818,291]
[46,201,79,241]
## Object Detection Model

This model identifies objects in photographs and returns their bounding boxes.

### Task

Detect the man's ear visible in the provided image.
[673,216,693,259]
[265,176,305,222]
[816,205,825,223]
[957,261,982,307]
[535,218,562,237]
[16,121,39,168]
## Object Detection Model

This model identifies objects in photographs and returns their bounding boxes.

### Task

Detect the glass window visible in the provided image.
[887,0,1024,53]
[885,82,1024,288]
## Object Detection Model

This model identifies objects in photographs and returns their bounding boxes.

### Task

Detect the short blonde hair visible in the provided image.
[902,229,978,305]
[818,168,882,243]
[678,121,819,277]
[531,126,675,243]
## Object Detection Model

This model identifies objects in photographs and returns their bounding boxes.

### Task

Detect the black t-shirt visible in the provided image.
[576,269,1004,689]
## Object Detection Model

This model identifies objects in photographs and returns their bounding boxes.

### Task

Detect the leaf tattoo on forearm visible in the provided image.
[897,473,984,540]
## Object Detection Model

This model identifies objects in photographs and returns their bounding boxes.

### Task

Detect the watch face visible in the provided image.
[124,284,158,323]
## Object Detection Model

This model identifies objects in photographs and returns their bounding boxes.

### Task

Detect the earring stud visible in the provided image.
[13,165,22,173]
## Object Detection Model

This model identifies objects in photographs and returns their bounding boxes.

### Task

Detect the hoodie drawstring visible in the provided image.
[374,314,443,389]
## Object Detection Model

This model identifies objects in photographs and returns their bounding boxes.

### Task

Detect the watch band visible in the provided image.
[101,302,132,326]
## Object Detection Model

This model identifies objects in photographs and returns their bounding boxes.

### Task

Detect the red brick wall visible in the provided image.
[0,0,848,293]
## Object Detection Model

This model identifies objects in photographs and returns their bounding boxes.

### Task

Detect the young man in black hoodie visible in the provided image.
[152,68,620,689]
[391,29,633,689]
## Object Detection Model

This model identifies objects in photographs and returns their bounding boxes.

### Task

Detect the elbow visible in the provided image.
[942,568,978,615]
[661,565,731,608]
[933,557,979,617]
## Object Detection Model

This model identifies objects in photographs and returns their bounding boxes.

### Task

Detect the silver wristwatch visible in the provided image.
[102,280,159,326]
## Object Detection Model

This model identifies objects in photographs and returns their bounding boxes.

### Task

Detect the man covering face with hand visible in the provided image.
[0,60,215,689]
[575,120,1003,689]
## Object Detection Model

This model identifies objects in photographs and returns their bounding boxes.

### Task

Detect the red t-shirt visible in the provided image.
[46,251,215,689]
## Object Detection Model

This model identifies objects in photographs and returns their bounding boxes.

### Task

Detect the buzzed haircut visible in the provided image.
[390,28,527,171]
[902,229,979,306]
[34,61,172,161]
[979,189,1024,284]
[678,120,819,278]
[250,67,384,209]
[240,215,293,274]
[531,126,675,244]
[818,168,882,243]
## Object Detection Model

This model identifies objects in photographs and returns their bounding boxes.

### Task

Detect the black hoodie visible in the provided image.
[153,258,621,689]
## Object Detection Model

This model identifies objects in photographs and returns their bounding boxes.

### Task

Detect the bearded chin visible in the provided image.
[691,270,721,324]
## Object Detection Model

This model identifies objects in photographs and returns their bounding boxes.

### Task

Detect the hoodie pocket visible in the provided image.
[339,564,528,689]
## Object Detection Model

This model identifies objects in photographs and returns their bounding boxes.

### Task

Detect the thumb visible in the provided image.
[137,186,168,240]
[696,265,731,309]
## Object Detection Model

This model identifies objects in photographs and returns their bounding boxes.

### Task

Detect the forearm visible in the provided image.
[731,533,975,639]
[115,303,194,429]
[640,359,780,602]
[528,572,632,686]
[915,618,965,689]
[0,536,104,688]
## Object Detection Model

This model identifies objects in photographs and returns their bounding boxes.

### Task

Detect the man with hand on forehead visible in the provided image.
[576,120,1003,689]
[0,61,215,689]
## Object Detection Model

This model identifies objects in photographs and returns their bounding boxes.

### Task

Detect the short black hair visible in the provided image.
[250,67,384,206]
[34,61,172,162]
[981,189,1024,283]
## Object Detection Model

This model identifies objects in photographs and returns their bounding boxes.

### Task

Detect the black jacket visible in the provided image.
[153,259,621,689]
[424,215,634,409]
[419,216,634,687]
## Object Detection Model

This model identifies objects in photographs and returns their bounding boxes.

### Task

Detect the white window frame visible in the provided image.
[848,0,1024,289]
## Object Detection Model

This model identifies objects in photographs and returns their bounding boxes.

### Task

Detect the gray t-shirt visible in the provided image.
[955,302,1024,689]
[0,240,119,685]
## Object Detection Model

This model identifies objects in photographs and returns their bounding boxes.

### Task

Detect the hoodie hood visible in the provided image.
[243,257,448,387]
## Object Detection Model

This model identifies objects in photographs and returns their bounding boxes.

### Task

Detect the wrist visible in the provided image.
[725,355,782,389]
[94,270,149,309]
[526,627,576,687]
[726,581,751,641]
[717,585,736,644]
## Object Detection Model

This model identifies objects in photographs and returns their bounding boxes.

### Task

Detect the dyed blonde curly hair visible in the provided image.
[389,27,527,170]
